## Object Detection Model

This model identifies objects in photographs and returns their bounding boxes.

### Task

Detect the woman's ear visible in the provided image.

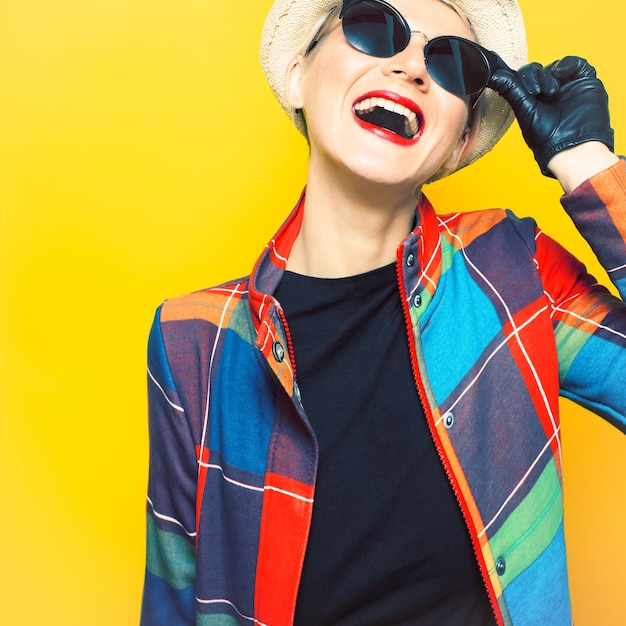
[286,54,306,109]
[441,108,481,173]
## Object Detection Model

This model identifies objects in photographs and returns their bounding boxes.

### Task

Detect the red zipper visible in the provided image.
[276,304,298,381]
[395,251,504,626]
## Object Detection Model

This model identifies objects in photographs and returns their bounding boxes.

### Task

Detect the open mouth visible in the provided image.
[353,96,422,140]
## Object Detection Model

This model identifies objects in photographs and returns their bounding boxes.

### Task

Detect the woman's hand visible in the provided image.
[488,56,617,190]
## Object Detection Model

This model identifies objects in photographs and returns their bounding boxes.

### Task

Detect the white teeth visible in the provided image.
[354,96,419,132]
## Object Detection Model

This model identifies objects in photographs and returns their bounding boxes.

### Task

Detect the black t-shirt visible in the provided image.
[275,263,496,626]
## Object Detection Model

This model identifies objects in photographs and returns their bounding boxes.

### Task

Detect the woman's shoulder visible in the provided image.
[438,206,534,228]
[158,275,252,324]
[437,206,538,248]
[150,276,256,361]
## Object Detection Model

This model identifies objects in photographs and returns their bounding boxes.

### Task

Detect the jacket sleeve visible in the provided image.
[538,159,626,432]
[140,305,198,625]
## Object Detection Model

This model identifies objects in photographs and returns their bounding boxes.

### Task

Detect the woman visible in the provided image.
[141,0,625,624]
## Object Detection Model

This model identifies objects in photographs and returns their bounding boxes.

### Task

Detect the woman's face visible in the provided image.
[287,0,477,189]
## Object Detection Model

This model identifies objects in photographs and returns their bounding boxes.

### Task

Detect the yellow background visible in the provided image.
[0,0,624,624]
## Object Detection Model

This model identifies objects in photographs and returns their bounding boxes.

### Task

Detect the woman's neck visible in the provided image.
[287,165,421,278]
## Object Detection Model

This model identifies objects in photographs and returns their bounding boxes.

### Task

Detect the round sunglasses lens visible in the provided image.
[425,38,489,95]
[342,2,409,58]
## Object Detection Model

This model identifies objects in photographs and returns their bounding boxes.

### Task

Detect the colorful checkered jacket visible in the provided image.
[141,161,626,626]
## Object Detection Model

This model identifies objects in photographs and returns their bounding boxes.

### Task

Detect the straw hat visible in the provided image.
[260,0,528,173]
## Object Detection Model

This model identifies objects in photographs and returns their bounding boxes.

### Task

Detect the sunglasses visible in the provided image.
[305,0,506,97]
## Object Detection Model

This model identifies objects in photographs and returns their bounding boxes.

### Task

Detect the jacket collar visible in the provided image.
[247,187,443,331]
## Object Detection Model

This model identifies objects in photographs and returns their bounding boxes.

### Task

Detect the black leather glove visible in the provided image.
[488,56,614,177]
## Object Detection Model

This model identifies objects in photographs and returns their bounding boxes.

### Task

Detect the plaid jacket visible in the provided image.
[141,161,626,626]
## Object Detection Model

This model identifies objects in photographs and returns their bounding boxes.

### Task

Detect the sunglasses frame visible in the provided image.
[304,0,504,97]
[424,35,501,96]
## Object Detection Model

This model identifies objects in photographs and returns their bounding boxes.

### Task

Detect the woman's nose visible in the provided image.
[380,32,430,87]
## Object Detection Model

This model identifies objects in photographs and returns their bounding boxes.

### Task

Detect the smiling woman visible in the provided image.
[139,1,626,625]
[279,0,483,260]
